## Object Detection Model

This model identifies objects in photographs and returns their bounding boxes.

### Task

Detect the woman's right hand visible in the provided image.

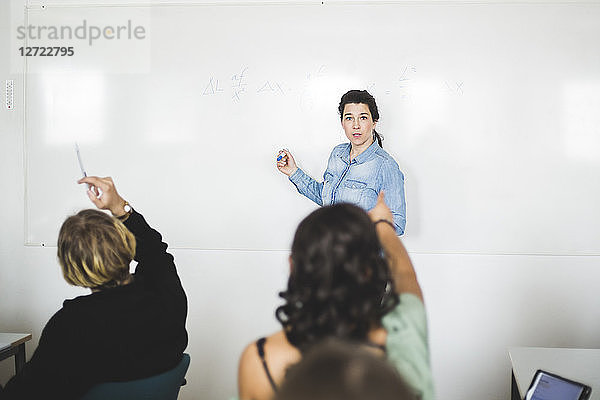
[78,176,128,218]
[276,148,298,177]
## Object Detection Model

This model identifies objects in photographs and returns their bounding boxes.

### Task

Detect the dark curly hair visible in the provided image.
[275,204,399,352]
[338,90,383,148]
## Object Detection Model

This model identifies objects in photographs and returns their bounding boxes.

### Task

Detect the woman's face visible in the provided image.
[341,103,376,148]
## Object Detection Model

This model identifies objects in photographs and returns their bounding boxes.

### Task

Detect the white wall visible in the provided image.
[2,1,600,400]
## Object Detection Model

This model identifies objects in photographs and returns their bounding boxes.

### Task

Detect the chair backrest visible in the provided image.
[80,353,191,400]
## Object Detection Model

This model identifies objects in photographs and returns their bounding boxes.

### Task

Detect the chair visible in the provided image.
[80,353,191,400]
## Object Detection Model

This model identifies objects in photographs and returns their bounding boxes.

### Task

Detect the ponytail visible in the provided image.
[373,130,383,148]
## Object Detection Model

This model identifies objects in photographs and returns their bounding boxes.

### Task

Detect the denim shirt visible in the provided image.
[289,141,406,235]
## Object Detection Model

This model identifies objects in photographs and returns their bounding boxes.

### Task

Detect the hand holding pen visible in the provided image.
[78,176,128,218]
[74,144,128,217]
[276,149,298,177]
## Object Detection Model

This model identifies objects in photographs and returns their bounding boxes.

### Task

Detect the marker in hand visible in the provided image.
[75,143,91,190]
[276,149,297,177]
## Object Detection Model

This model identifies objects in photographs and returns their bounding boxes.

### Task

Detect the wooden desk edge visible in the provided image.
[1,333,33,347]
[12,334,32,347]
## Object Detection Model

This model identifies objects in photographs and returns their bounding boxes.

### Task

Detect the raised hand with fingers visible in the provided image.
[368,192,394,228]
[77,176,128,217]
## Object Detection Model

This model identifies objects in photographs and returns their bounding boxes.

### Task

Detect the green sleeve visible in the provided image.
[383,293,435,400]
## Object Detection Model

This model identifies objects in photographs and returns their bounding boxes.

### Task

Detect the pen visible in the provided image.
[75,143,91,189]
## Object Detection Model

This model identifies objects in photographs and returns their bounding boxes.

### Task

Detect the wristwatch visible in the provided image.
[117,201,133,220]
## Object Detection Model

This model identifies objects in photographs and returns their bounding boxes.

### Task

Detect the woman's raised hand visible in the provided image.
[78,176,127,217]
[368,192,393,226]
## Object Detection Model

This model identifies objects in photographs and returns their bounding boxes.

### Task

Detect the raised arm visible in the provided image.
[77,176,180,282]
[368,192,422,301]
[370,192,434,400]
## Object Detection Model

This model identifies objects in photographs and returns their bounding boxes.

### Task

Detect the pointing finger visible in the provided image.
[79,176,105,188]
[79,176,114,193]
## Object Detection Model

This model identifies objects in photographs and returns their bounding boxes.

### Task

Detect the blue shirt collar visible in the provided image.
[338,140,381,164]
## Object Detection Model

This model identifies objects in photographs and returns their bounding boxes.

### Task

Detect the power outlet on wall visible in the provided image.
[5,80,14,110]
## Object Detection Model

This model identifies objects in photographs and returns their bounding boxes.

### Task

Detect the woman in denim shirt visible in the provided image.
[277,90,406,235]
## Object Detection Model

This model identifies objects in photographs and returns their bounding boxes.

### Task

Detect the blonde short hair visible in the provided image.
[57,209,136,289]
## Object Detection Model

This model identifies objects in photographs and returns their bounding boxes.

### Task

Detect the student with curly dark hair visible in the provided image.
[237,193,434,400]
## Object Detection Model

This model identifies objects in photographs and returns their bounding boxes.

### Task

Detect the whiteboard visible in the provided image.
[22,2,600,254]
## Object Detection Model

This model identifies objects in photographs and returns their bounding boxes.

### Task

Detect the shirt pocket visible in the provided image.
[344,179,367,190]
[338,179,367,205]
[343,179,378,210]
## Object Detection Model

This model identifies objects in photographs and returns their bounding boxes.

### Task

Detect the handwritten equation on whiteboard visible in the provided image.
[200,64,464,103]
[202,66,288,102]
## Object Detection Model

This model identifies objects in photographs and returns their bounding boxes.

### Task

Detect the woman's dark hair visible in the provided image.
[338,90,383,148]
[275,204,399,352]
[275,339,417,400]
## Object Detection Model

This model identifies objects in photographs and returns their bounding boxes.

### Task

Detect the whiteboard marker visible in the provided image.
[75,143,91,189]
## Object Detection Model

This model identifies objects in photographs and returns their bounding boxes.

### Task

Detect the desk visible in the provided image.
[0,333,32,374]
[509,347,600,400]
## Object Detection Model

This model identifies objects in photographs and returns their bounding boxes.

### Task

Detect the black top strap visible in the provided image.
[256,337,278,392]
[364,340,387,353]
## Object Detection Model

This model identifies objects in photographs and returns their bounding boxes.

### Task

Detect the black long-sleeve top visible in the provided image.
[1,211,188,400]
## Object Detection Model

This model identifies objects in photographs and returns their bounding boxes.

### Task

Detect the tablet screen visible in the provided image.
[525,371,586,400]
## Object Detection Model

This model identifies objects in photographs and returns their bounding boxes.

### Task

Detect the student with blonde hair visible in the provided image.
[1,176,187,400]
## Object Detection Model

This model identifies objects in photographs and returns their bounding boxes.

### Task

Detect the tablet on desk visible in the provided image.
[525,369,591,400]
